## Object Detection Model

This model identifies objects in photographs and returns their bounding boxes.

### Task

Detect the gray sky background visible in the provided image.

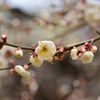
[0,0,100,15]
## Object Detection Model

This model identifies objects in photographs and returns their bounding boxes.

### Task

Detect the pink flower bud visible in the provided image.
[85,42,90,46]
[32,45,35,48]
[1,34,7,42]
[15,48,23,58]
[59,47,64,52]
[9,60,14,65]
[9,68,15,73]
[78,53,83,58]
[23,64,29,70]
[89,45,97,53]
[80,46,86,53]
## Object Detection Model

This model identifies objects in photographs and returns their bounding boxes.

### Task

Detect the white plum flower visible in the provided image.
[30,55,43,67]
[15,65,30,78]
[80,51,94,64]
[35,40,56,60]
[14,48,23,58]
[70,47,78,60]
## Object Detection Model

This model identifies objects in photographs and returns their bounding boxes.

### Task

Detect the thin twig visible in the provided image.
[64,36,100,51]
[0,63,32,71]
[0,42,35,50]
[0,67,13,70]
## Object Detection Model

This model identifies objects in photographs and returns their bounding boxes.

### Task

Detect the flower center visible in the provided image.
[42,46,47,52]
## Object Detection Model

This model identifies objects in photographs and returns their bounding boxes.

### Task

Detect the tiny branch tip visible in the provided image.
[96,31,100,35]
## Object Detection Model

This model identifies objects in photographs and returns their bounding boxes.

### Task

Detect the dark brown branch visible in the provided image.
[64,36,100,51]
[0,42,35,50]
[0,67,13,70]
[0,63,32,71]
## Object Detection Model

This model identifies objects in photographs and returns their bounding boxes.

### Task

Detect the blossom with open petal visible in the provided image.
[80,51,94,64]
[35,40,56,60]
[15,65,30,78]
[14,48,23,58]
[30,55,43,67]
[70,47,78,60]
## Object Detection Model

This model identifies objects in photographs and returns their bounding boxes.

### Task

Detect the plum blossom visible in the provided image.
[35,40,56,60]
[70,47,78,60]
[30,55,43,67]
[14,48,23,58]
[15,65,30,78]
[80,51,94,64]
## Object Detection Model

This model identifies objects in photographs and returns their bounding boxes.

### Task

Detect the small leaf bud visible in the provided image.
[1,34,7,42]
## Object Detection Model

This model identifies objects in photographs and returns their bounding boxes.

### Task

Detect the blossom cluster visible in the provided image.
[30,40,56,67]
[0,34,98,78]
[10,40,57,78]
[70,42,97,64]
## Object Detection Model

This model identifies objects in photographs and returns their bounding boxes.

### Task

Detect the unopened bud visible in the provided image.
[59,47,64,52]
[85,42,90,46]
[9,68,15,73]
[9,60,14,65]
[23,64,29,70]
[80,46,86,53]
[32,45,35,48]
[78,53,83,59]
[89,45,97,53]
[1,34,7,42]
[15,48,23,58]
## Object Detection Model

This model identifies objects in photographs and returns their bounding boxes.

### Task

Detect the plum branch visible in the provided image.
[0,32,99,78]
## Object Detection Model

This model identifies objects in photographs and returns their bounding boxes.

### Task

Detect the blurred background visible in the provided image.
[0,0,100,100]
